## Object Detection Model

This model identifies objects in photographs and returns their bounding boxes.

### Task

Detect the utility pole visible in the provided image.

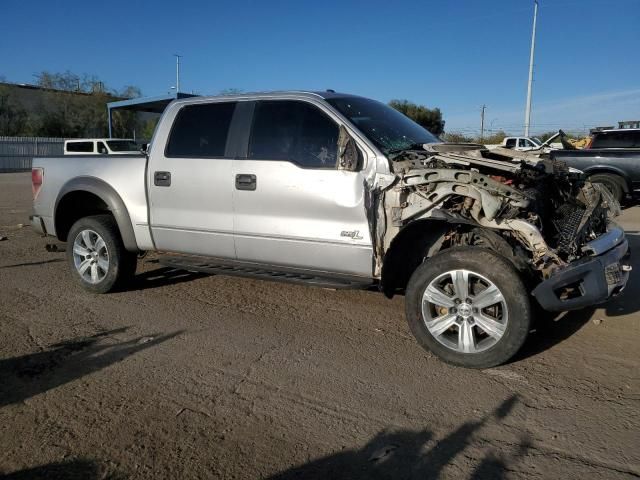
[524,0,538,137]
[480,105,486,142]
[174,54,182,93]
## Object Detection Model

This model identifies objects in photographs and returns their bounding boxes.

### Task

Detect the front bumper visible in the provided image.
[532,226,631,311]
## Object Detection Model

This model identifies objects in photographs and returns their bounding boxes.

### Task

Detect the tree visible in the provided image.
[0,86,29,136]
[28,71,145,138]
[388,99,445,135]
[441,132,474,143]
[479,130,508,145]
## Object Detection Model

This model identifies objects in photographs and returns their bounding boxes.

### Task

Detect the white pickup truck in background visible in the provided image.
[485,135,563,152]
[64,138,140,155]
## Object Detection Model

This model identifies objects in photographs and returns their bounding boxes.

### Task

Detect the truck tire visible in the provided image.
[588,173,625,203]
[405,247,531,368]
[66,214,137,294]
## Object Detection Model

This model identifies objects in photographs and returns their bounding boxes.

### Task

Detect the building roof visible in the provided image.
[107,92,199,113]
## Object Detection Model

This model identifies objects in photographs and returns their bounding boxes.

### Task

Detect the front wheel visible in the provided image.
[66,214,137,294]
[405,248,531,368]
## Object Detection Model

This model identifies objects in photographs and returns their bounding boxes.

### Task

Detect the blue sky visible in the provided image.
[2,0,639,135]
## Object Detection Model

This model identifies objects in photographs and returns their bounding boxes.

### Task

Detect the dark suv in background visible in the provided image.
[551,128,640,202]
[587,128,640,149]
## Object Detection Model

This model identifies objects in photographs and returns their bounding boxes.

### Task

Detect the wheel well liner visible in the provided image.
[54,177,139,252]
[381,219,451,297]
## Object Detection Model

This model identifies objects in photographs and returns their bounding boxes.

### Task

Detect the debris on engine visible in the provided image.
[379,143,620,277]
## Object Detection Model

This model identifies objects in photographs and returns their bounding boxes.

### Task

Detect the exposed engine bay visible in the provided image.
[379,144,621,279]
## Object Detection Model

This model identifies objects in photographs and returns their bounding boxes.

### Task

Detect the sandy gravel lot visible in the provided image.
[0,172,638,479]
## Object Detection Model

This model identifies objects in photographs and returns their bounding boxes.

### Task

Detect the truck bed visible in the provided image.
[32,154,152,249]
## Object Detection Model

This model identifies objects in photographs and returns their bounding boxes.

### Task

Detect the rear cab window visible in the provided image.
[66,141,95,153]
[248,100,339,168]
[166,102,237,157]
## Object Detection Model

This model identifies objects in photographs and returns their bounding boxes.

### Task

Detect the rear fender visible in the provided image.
[55,176,139,251]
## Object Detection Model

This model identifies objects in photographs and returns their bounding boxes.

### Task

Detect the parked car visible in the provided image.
[551,131,640,202]
[486,134,564,152]
[64,139,140,155]
[31,91,629,368]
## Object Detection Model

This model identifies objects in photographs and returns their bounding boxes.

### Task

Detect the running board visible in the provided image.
[158,255,374,290]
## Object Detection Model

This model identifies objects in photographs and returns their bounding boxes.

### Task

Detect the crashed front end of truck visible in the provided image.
[379,144,631,311]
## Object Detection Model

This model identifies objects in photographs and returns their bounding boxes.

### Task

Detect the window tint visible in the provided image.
[67,141,94,153]
[518,139,527,148]
[97,142,108,154]
[591,131,640,149]
[505,138,516,148]
[249,101,339,168]
[166,102,236,157]
[107,140,138,152]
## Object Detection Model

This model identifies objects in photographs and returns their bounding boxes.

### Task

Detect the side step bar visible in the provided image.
[158,255,375,290]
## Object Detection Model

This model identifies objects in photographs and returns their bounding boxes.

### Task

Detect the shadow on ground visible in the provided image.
[128,266,208,292]
[0,459,121,480]
[514,231,640,361]
[0,258,64,269]
[602,232,640,316]
[0,327,183,408]
[267,395,531,480]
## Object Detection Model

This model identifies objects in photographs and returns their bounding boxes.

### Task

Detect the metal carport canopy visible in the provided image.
[107,92,198,138]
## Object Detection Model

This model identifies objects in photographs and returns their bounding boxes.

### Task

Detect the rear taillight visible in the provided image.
[32,167,43,200]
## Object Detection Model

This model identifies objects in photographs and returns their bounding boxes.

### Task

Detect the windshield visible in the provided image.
[106,140,139,152]
[531,137,543,146]
[326,96,440,155]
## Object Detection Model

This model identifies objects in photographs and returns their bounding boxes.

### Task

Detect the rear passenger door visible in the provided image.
[148,101,238,258]
[232,100,373,277]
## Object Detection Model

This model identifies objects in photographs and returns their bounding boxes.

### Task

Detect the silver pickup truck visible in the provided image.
[31,91,630,368]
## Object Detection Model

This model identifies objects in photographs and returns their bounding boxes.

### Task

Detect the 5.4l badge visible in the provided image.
[340,230,363,240]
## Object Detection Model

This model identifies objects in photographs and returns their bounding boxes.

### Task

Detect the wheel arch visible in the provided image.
[583,166,631,192]
[381,220,533,298]
[54,176,139,252]
[381,219,452,298]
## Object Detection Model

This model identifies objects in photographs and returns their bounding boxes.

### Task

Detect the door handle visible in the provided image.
[235,174,256,191]
[154,171,171,187]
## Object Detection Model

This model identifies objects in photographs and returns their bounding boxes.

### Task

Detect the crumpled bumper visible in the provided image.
[532,225,631,311]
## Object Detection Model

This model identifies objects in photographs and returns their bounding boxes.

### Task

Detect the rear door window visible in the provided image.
[248,100,339,168]
[66,141,94,153]
[166,102,237,157]
[505,138,516,148]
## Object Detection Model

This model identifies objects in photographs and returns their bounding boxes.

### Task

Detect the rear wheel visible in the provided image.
[588,173,625,203]
[66,215,137,293]
[405,248,531,368]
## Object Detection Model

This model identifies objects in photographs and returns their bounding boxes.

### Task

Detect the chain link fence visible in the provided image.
[0,136,66,172]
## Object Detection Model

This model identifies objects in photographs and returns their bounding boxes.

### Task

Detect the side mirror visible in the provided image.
[338,125,361,171]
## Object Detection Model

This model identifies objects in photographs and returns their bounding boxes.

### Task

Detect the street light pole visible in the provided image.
[524,0,538,137]
[480,105,486,142]
[174,54,182,93]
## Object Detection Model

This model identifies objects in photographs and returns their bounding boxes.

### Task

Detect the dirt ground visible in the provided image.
[0,171,638,479]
